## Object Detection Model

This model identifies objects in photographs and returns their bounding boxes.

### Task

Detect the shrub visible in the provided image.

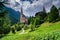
[0,15,11,34]
[30,24,35,31]
[11,26,16,34]
[16,25,22,31]
[24,24,28,30]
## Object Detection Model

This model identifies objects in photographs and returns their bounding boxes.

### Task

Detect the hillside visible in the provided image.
[6,7,20,24]
[1,21,60,40]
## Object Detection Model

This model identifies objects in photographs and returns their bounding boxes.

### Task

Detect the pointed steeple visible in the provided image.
[43,6,46,13]
[21,7,23,15]
[20,7,26,17]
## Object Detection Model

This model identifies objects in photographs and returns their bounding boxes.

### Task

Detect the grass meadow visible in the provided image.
[1,21,60,40]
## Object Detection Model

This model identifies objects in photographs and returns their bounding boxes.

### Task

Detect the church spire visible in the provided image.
[43,6,46,13]
[20,6,28,24]
[21,7,23,15]
[20,2,28,24]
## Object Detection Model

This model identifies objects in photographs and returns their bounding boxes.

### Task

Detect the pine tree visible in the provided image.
[0,11,11,34]
[28,16,32,24]
[35,6,47,24]
[48,5,59,22]
[43,6,47,20]
[0,0,11,34]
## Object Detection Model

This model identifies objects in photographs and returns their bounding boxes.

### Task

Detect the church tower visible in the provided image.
[20,7,28,24]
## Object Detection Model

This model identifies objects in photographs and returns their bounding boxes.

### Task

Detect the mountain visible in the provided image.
[6,7,20,24]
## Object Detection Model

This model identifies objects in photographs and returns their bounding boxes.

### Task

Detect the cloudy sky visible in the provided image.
[5,0,60,17]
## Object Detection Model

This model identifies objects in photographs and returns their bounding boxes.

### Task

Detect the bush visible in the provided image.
[16,25,22,31]
[30,24,35,32]
[11,26,16,34]
[0,16,11,34]
[24,24,29,30]
[0,34,5,38]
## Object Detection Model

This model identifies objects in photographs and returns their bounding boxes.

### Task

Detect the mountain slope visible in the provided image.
[1,21,60,40]
[6,7,20,24]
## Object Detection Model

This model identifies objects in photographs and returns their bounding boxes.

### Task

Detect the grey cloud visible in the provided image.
[4,0,60,16]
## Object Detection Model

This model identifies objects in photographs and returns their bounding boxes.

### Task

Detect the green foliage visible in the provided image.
[31,32,60,40]
[28,17,34,23]
[0,0,11,34]
[48,5,59,22]
[35,15,42,25]
[35,12,46,25]
[3,16,11,34]
[24,24,28,30]
[30,24,35,31]
[0,3,60,40]
[15,23,22,31]
[0,10,11,34]
[1,21,60,40]
[30,19,36,31]
[15,23,28,31]
[11,23,21,33]
[35,7,47,25]
[28,16,32,24]
[11,26,16,34]
[28,7,47,31]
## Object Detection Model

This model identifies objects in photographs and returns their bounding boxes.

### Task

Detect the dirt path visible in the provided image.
[20,29,30,34]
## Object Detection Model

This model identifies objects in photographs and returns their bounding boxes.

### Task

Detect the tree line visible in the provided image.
[0,1,11,38]
[28,5,60,31]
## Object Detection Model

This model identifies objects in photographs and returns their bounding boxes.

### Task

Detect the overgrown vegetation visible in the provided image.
[48,5,59,22]
[0,0,11,38]
[0,0,60,40]
[1,21,60,40]
[28,5,60,31]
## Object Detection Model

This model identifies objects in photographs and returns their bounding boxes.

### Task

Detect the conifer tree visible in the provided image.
[48,5,59,22]
[0,0,11,34]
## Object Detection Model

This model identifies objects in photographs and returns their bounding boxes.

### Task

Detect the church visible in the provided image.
[20,7,28,24]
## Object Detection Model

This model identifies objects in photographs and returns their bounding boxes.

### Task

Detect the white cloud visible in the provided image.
[23,1,31,10]
[52,0,60,8]
[9,0,16,5]
[15,0,20,3]
[5,0,60,17]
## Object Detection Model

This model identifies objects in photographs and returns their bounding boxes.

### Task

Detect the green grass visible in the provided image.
[1,21,60,40]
